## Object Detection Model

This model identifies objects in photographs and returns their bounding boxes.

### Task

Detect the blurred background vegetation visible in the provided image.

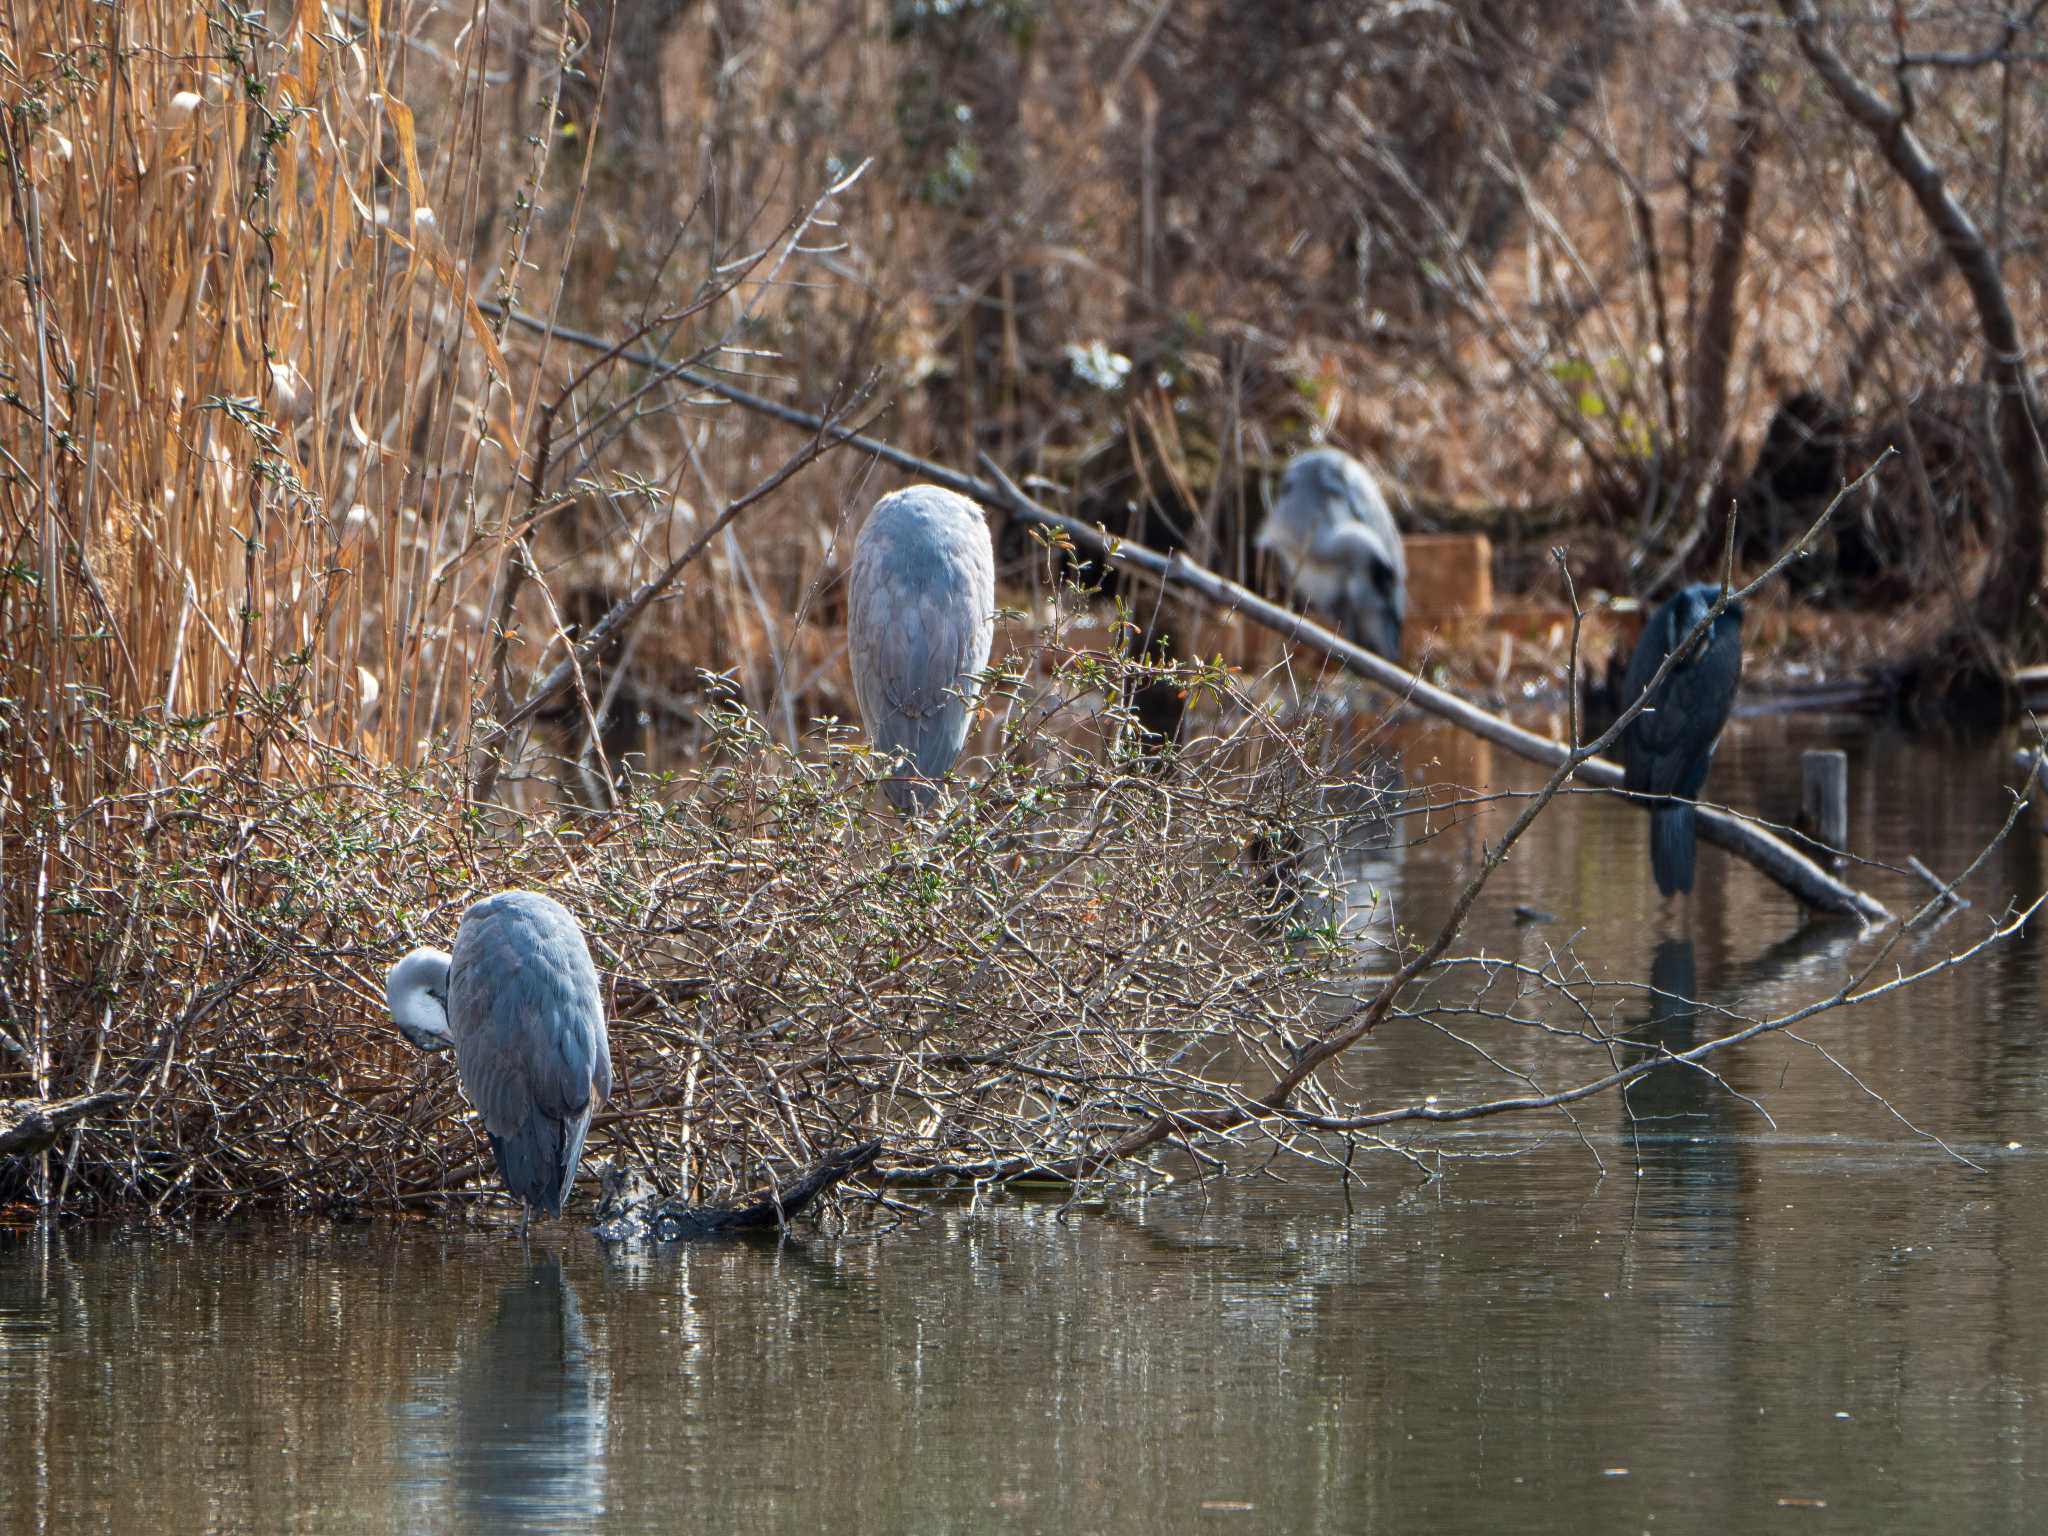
[7,0,2046,806]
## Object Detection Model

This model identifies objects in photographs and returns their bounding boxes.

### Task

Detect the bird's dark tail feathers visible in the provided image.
[490,1112,579,1217]
[1650,803,1698,897]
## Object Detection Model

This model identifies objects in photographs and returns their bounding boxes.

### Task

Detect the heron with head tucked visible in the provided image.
[1619,584,1745,898]
[846,485,997,812]
[1257,448,1408,661]
[386,890,613,1233]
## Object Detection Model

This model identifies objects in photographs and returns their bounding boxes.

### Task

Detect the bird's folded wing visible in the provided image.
[1308,517,1398,573]
[450,925,604,1134]
[849,554,994,770]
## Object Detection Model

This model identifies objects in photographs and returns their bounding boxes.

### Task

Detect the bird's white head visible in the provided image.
[385,947,454,1052]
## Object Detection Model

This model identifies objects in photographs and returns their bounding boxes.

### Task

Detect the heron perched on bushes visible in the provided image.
[1256,448,1408,661]
[846,485,997,811]
[1619,584,1745,897]
[385,890,613,1232]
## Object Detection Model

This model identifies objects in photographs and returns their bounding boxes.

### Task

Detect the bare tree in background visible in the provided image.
[1775,0,2046,714]
[1682,17,1768,517]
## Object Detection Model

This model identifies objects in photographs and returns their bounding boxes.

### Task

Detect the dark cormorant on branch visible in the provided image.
[1620,584,1745,896]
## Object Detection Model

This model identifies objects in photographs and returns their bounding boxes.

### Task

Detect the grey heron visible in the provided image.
[1257,448,1408,661]
[1619,584,1745,896]
[846,485,997,811]
[385,890,613,1231]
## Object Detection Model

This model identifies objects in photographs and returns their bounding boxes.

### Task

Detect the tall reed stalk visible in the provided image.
[0,0,562,1112]
[0,0,552,779]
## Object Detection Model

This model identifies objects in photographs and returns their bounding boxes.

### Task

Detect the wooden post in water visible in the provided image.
[1800,749,1849,865]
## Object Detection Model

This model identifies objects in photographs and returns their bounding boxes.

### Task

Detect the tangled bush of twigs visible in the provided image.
[4,647,1415,1219]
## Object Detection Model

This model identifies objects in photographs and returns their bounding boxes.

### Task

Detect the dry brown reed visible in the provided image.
[0,0,871,1129]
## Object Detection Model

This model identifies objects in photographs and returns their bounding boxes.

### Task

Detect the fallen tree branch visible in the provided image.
[480,302,1891,924]
[977,454,1892,929]
[593,1138,881,1240]
[1906,854,1971,912]
[0,1090,128,1159]
[0,1091,128,1202]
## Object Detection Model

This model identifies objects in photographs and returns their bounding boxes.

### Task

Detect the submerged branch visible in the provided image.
[595,1139,881,1240]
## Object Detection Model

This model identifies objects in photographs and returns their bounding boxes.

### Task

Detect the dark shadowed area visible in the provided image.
[5,714,2047,1535]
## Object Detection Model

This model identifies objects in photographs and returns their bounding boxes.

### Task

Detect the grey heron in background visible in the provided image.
[1257,448,1408,661]
[1619,584,1745,897]
[385,890,613,1233]
[846,485,997,812]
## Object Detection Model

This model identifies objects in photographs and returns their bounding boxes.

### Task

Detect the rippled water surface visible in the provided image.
[6,714,2048,1534]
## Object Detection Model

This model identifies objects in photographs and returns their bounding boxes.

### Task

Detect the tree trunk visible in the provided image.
[1686,18,1767,485]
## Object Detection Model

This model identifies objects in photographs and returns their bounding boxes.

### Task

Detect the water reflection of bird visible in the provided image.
[846,486,997,812]
[1620,584,1744,896]
[452,1252,607,1530]
[1620,941,1745,1286]
[1335,763,1406,941]
[1256,448,1408,661]
[385,891,614,1233]
[1621,940,1714,1135]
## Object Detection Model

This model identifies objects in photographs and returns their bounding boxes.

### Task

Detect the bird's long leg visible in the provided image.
[520,1202,532,1241]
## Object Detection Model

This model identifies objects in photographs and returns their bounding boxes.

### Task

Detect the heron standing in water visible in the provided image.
[846,485,997,812]
[1256,448,1408,661]
[385,891,613,1233]
[1619,584,1745,897]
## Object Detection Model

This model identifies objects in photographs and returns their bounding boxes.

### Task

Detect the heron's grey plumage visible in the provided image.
[1620,584,1745,897]
[847,485,997,811]
[1257,448,1407,660]
[386,890,612,1221]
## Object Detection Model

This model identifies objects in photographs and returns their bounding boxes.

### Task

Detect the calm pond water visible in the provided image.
[6,713,2048,1534]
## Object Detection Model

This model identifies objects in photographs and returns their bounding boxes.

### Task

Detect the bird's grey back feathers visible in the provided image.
[447,890,612,1215]
[1258,448,1407,657]
[847,486,997,810]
